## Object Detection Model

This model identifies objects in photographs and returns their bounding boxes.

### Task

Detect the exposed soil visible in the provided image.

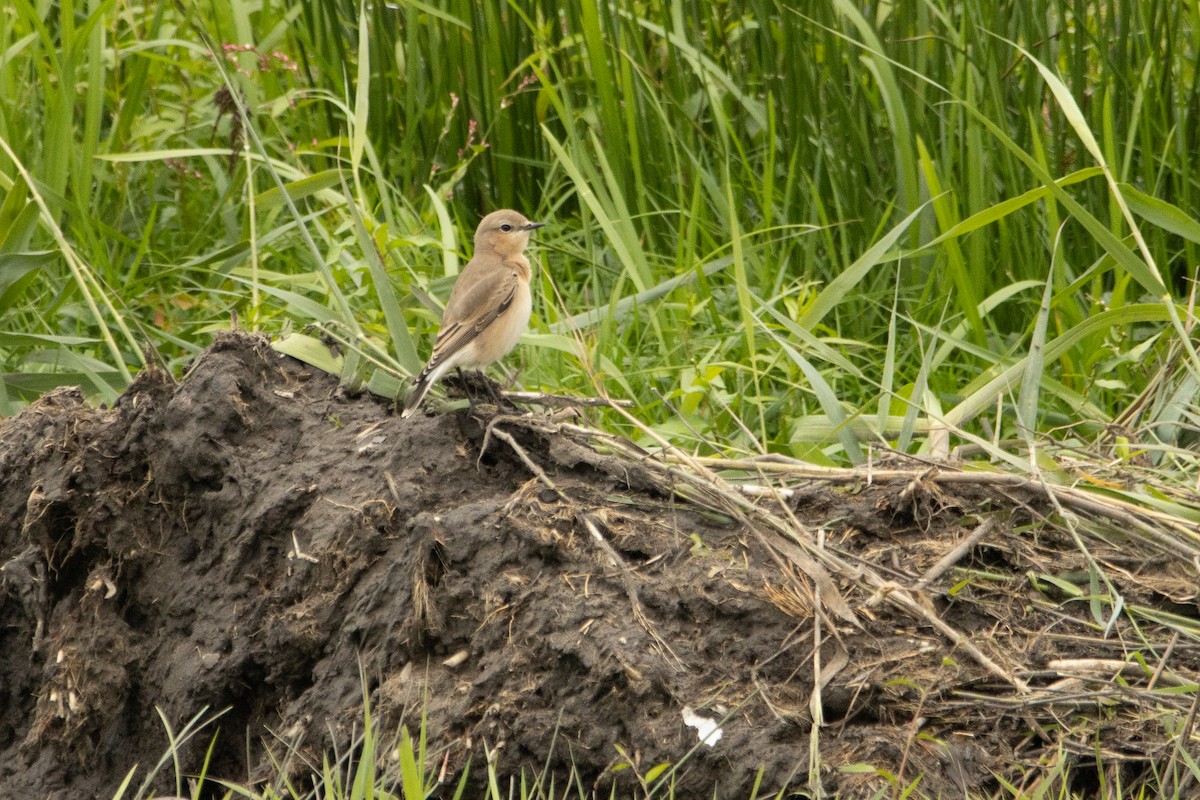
[1,332,1197,799]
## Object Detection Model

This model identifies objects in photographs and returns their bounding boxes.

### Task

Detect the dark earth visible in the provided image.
[1,332,1197,798]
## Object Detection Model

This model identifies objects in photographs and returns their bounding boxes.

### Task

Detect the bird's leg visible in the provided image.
[449,368,501,408]
[453,367,478,405]
[480,370,505,408]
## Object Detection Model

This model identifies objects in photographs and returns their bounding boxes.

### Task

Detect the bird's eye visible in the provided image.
[500,223,513,232]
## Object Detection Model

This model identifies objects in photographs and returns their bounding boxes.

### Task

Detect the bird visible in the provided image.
[400,209,545,418]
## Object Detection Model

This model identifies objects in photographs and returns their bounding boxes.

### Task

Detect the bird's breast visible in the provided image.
[467,279,532,366]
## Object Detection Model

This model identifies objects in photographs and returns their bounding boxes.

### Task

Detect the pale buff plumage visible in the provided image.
[401,209,545,418]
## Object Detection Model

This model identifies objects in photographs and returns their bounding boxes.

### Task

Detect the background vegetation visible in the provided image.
[3,0,1199,465]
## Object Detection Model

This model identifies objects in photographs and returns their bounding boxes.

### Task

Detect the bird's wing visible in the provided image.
[426,263,520,368]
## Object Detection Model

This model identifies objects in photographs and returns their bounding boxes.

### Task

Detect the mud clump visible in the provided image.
[1,333,1196,798]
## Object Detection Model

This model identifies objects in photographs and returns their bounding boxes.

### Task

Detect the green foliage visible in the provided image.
[1,0,1198,467]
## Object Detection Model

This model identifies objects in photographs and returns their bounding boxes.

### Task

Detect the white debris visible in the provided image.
[682,706,722,747]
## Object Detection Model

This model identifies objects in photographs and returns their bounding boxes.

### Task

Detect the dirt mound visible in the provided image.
[1,333,1197,798]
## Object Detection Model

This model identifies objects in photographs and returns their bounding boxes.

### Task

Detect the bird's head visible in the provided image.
[474,209,545,258]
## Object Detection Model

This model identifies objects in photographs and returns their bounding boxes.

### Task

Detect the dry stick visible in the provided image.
[864,577,1029,693]
[480,422,558,490]
[503,390,633,409]
[807,538,824,799]
[913,517,998,592]
[1146,631,1179,691]
[1045,657,1191,690]
[648,452,859,625]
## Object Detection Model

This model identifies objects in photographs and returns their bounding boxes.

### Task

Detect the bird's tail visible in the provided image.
[400,369,435,418]
[400,358,454,418]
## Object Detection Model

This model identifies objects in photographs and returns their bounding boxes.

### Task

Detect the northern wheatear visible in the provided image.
[400,209,545,418]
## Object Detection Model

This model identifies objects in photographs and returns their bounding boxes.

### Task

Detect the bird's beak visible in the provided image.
[522,222,546,231]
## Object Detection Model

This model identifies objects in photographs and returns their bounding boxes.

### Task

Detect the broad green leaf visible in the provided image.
[1120,183,1200,244]
[272,332,345,374]
[0,251,55,311]
[0,331,97,346]
[255,170,344,211]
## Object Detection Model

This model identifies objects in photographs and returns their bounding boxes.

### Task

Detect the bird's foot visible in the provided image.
[444,369,513,411]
